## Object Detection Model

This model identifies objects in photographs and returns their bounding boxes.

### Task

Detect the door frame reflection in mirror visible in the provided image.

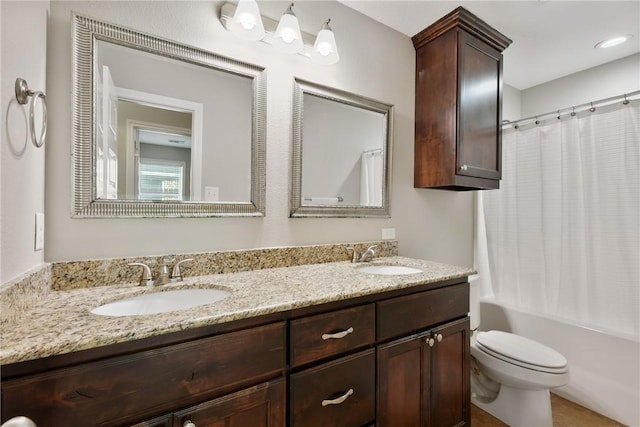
[290,78,393,218]
[71,13,266,217]
[116,87,201,201]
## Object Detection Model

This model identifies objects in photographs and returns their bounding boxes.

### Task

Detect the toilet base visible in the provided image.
[472,385,553,427]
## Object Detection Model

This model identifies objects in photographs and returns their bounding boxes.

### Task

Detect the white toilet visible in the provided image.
[469,278,570,426]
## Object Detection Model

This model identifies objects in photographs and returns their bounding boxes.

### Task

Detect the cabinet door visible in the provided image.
[172,378,285,427]
[457,30,503,182]
[377,332,430,427]
[377,318,470,427]
[430,317,470,427]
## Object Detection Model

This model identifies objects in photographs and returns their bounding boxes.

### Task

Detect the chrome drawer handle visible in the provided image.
[322,388,354,406]
[322,327,354,340]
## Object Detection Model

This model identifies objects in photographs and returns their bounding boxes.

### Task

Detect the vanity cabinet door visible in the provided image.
[377,317,470,427]
[430,317,470,427]
[290,349,375,427]
[172,379,285,427]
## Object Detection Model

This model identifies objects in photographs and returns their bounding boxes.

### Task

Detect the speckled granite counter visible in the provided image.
[0,256,474,365]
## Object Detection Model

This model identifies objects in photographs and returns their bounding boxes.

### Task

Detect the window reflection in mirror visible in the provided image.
[290,79,393,218]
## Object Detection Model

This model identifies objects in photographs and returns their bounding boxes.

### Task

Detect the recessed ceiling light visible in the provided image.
[594,34,633,49]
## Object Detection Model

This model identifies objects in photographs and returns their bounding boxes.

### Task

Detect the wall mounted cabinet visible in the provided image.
[413,7,512,190]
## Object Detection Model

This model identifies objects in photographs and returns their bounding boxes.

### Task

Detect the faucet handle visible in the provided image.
[128,262,153,287]
[171,258,194,282]
[345,247,359,263]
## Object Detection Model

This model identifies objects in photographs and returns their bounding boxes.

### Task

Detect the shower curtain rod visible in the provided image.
[502,89,640,128]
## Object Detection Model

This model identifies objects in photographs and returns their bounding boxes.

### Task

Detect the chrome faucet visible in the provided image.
[155,264,171,286]
[171,258,194,282]
[128,259,195,286]
[346,245,378,263]
[128,262,154,287]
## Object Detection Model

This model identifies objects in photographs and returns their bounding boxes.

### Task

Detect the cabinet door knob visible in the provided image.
[436,333,443,342]
[183,421,196,427]
[460,164,468,171]
[425,337,435,347]
[322,388,354,406]
[322,327,354,340]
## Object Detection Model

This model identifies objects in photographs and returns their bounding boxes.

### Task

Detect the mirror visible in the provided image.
[290,79,393,217]
[72,14,266,217]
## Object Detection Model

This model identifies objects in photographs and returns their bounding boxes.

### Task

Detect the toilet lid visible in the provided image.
[476,330,568,370]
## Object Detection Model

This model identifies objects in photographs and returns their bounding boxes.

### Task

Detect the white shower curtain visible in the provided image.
[479,99,640,337]
[360,149,383,206]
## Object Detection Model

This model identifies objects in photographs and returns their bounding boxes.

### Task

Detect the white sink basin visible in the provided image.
[356,265,423,275]
[91,288,231,317]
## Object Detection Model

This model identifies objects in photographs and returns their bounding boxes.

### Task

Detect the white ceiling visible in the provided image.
[338,1,640,90]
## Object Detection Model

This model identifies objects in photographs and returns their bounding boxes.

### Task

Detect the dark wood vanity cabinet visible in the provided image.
[1,278,469,427]
[413,7,512,190]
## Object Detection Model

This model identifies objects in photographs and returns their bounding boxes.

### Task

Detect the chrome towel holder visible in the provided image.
[15,77,47,148]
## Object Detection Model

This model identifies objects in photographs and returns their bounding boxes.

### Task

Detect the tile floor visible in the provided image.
[470,393,626,426]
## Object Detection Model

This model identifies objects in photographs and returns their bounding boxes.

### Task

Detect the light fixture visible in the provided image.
[594,34,633,49]
[272,3,304,54]
[220,2,340,65]
[311,19,339,65]
[229,0,265,41]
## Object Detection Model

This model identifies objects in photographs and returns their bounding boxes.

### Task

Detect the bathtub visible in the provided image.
[478,298,640,426]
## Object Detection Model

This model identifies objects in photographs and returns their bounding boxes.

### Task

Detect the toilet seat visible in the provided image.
[475,331,569,374]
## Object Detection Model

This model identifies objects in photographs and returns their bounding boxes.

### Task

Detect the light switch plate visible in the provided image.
[382,227,396,240]
[35,212,45,251]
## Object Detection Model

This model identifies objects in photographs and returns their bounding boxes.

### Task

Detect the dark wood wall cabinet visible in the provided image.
[1,278,469,427]
[413,7,512,190]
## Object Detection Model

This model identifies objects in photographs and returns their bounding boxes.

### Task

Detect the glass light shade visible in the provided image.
[272,9,303,54]
[311,23,339,65]
[229,0,265,41]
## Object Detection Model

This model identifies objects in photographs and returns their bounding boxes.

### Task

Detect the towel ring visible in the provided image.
[15,78,47,148]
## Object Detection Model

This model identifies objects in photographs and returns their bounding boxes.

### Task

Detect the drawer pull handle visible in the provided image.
[322,388,354,406]
[322,327,354,340]
[183,421,196,427]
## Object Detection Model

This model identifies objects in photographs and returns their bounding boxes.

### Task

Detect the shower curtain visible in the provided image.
[478,99,640,337]
[360,149,383,206]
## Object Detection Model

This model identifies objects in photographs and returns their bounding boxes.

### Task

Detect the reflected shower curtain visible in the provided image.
[479,100,640,337]
[360,149,383,206]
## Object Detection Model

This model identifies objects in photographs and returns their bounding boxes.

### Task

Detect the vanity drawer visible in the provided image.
[1,322,286,426]
[290,349,375,427]
[377,282,469,341]
[290,303,375,367]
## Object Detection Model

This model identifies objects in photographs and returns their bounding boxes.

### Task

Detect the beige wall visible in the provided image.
[43,1,475,267]
[1,1,49,283]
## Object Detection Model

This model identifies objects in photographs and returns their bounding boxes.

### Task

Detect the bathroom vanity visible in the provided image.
[1,256,472,426]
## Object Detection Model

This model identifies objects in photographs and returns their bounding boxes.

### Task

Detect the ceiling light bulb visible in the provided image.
[229,0,265,41]
[595,34,633,49]
[311,19,339,65]
[273,3,303,54]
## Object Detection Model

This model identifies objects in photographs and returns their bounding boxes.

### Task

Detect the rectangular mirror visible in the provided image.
[72,14,266,217]
[290,79,393,217]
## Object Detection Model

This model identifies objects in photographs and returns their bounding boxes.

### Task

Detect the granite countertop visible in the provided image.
[0,256,474,365]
